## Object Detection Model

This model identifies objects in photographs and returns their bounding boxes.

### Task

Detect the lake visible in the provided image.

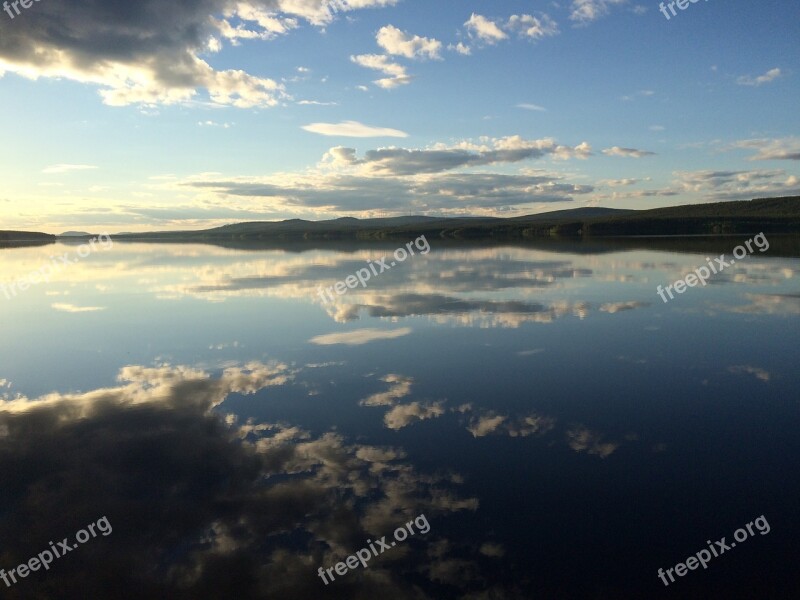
[1,236,798,599]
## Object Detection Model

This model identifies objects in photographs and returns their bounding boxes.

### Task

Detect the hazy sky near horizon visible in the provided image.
[0,0,798,233]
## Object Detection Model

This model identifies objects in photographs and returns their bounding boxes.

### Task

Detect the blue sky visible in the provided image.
[0,0,798,232]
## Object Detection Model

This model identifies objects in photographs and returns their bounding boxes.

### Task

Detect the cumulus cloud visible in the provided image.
[0,0,399,108]
[736,67,782,86]
[302,120,408,138]
[0,360,488,598]
[376,25,442,60]
[464,14,508,44]
[602,146,656,158]
[461,11,558,49]
[569,0,627,24]
[384,401,446,430]
[361,374,414,407]
[449,42,472,55]
[350,53,412,88]
[507,13,559,40]
[566,426,619,457]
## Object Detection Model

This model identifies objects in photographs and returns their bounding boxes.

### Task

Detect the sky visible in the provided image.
[0,0,798,233]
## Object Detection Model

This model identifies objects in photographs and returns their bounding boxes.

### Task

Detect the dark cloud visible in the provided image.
[187,171,592,213]
[0,362,492,599]
[0,1,394,107]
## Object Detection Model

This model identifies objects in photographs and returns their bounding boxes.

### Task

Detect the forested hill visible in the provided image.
[113,196,800,241]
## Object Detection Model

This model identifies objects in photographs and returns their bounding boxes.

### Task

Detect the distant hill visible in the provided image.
[114,196,800,242]
[58,231,94,237]
[0,231,56,246]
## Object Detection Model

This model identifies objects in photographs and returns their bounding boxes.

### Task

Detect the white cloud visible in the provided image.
[309,327,412,345]
[301,120,408,138]
[376,25,442,60]
[384,401,446,430]
[517,103,546,112]
[51,303,106,313]
[569,0,627,24]
[672,168,800,201]
[599,178,641,187]
[374,75,414,89]
[602,146,656,158]
[297,100,338,106]
[464,13,508,44]
[449,42,472,56]
[507,13,559,40]
[350,53,412,89]
[736,67,782,86]
[724,137,800,161]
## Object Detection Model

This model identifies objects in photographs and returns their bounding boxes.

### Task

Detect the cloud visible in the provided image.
[566,426,619,457]
[736,68,782,86]
[621,89,655,101]
[361,375,414,407]
[0,0,400,108]
[599,178,641,187]
[460,407,556,438]
[297,99,337,106]
[507,13,559,40]
[309,327,412,345]
[466,413,507,437]
[51,303,106,313]
[569,0,627,24]
[42,164,99,174]
[464,14,508,44]
[376,25,442,60]
[383,401,446,430]
[183,137,597,215]
[517,103,546,112]
[672,168,800,201]
[301,120,408,138]
[599,301,650,313]
[449,42,471,55]
[602,146,656,158]
[724,137,800,161]
[350,53,412,88]
[330,136,594,175]
[728,365,771,382]
[0,360,487,598]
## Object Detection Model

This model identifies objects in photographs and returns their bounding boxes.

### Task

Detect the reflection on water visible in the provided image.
[1,238,799,598]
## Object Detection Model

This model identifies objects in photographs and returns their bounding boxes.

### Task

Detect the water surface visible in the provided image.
[1,237,798,599]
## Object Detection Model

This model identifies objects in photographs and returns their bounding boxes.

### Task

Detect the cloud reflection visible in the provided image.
[0,362,500,599]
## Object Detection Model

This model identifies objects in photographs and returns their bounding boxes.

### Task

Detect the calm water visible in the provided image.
[1,237,799,599]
